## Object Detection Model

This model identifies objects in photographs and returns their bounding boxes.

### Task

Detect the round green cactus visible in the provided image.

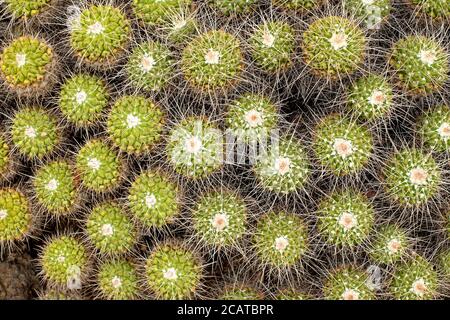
[389,256,438,300]
[166,117,223,179]
[145,242,202,299]
[220,284,263,300]
[11,107,60,160]
[317,190,374,247]
[271,0,323,12]
[40,235,88,287]
[346,74,394,121]
[4,0,52,19]
[313,114,373,175]
[389,36,448,95]
[126,42,175,92]
[132,0,192,26]
[368,225,408,265]
[69,5,130,66]
[225,93,278,143]
[33,160,79,217]
[343,0,392,27]
[0,188,31,244]
[323,267,375,300]
[59,74,109,128]
[96,259,140,300]
[75,140,123,193]
[0,36,53,94]
[128,170,179,229]
[249,21,296,73]
[408,0,450,20]
[252,211,308,268]
[86,202,137,256]
[253,136,309,194]
[158,9,198,44]
[209,0,256,15]
[107,95,165,155]
[418,105,450,153]
[274,288,309,300]
[181,30,243,92]
[191,191,247,248]
[383,149,441,206]
[302,16,366,78]
[0,135,12,181]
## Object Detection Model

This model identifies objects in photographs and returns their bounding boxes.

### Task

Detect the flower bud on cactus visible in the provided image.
[343,0,391,27]
[144,242,202,299]
[220,284,263,299]
[418,105,450,153]
[249,21,296,73]
[302,16,366,79]
[209,0,256,15]
[389,36,448,95]
[132,0,193,26]
[4,0,53,19]
[368,225,408,265]
[59,74,109,128]
[107,95,165,155]
[323,267,376,300]
[96,258,140,300]
[408,0,450,20]
[0,188,32,246]
[271,0,323,12]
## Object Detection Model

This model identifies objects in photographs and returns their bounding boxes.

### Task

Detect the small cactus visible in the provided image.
[417,104,450,153]
[323,267,376,300]
[0,188,32,245]
[158,9,198,44]
[368,225,408,265]
[343,0,391,28]
[132,0,193,27]
[3,0,53,19]
[96,258,140,300]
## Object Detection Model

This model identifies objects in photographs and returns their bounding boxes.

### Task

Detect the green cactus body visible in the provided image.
[439,249,450,279]
[249,21,296,73]
[271,0,323,12]
[346,75,394,121]
[107,95,164,155]
[389,256,437,300]
[225,93,278,143]
[128,170,179,229]
[0,188,31,243]
[390,36,448,94]
[160,10,198,44]
[59,74,109,128]
[69,5,130,65]
[302,16,366,78]
[33,161,78,216]
[368,225,408,265]
[317,190,374,247]
[181,30,243,92]
[191,191,247,248]
[0,36,53,92]
[132,0,192,26]
[11,107,60,160]
[4,0,52,19]
[209,0,256,15]
[145,243,202,299]
[313,115,373,175]
[97,259,140,300]
[383,149,441,206]
[41,236,88,287]
[323,267,375,300]
[253,211,308,268]
[274,288,309,300]
[220,285,263,299]
[409,0,450,20]
[86,202,137,256]
[0,136,11,180]
[166,117,223,179]
[343,0,391,27]
[418,105,450,153]
[253,136,309,194]
[75,140,123,192]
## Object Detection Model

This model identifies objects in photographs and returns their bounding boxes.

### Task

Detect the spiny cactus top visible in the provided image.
[323,267,375,300]
[346,74,394,121]
[368,225,408,265]
[145,243,202,299]
[159,9,198,44]
[0,36,53,93]
[253,136,310,194]
[302,16,366,78]
[128,170,180,229]
[132,0,192,26]
[418,104,450,153]
[191,191,248,248]
[389,256,437,300]
[69,5,131,66]
[313,114,373,175]
[271,0,323,12]
[181,30,243,92]
[107,95,165,155]
[220,284,263,299]
[96,259,140,300]
[59,74,109,128]
[343,0,391,28]
[209,0,256,15]
[166,117,223,179]
[389,36,449,95]
[317,190,374,247]
[409,0,450,20]
[383,149,441,206]
[0,188,31,243]
[33,160,79,217]
[225,93,279,143]
[252,211,308,268]
[11,107,60,160]
[4,0,52,19]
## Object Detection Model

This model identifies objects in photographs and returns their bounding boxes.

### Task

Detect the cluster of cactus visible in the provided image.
[0,0,449,301]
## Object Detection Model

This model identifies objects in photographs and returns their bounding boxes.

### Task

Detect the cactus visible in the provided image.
[368,225,408,265]
[438,249,450,279]
[323,267,376,300]
[3,0,53,19]
[274,288,309,300]
[313,114,373,176]
[96,258,140,300]
[220,284,263,299]
[302,16,366,79]
[107,95,165,155]
[249,21,296,73]
[209,0,256,15]
[0,135,13,181]
[158,8,198,44]
[389,36,449,95]
[38,288,83,300]
[59,74,109,128]
[132,0,193,26]
[271,0,323,12]
[343,0,391,27]
[0,188,32,245]
[408,0,450,20]
[417,104,450,153]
